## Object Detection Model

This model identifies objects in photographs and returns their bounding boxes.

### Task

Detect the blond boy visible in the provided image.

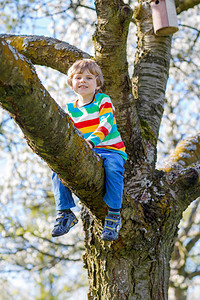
[52,59,127,241]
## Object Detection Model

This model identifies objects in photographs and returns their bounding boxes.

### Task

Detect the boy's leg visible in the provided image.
[52,172,76,210]
[93,150,125,209]
[92,149,125,241]
[51,172,78,237]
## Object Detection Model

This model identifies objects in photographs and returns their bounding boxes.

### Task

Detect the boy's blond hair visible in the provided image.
[67,59,104,88]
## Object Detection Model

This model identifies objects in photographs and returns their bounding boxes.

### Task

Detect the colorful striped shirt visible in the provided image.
[65,93,127,160]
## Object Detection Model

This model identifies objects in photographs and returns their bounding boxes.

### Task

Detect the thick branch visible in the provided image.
[0,34,90,74]
[0,38,106,219]
[133,3,171,140]
[0,33,145,168]
[162,131,200,172]
[162,165,200,212]
[177,0,200,14]
[130,3,172,173]
[160,133,200,209]
[94,1,145,164]
[165,168,199,189]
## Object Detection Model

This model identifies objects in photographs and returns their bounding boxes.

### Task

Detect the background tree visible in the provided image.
[169,198,200,300]
[0,0,200,299]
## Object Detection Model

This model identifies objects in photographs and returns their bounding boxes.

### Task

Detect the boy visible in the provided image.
[51,59,127,241]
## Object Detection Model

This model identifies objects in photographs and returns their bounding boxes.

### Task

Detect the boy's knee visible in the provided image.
[104,156,124,176]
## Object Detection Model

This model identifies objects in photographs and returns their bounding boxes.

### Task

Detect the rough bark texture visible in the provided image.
[0,1,200,299]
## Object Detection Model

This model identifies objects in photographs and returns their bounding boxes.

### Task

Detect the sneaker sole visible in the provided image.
[100,234,118,241]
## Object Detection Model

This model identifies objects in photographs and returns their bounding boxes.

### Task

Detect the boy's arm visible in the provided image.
[86,96,114,147]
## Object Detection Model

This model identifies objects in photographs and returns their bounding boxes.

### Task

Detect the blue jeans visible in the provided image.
[52,148,125,210]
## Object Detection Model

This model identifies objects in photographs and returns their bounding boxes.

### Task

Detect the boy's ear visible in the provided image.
[68,82,74,90]
[67,78,73,89]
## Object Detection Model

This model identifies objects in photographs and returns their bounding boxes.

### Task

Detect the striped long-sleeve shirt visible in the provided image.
[65,93,127,160]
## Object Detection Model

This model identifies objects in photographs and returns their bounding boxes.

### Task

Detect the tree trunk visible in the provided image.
[82,207,178,300]
[81,161,199,299]
[82,3,173,298]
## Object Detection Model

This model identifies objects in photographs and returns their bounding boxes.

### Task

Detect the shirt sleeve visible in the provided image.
[86,96,114,147]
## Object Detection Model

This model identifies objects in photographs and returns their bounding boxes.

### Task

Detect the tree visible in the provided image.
[0,0,200,299]
[169,198,200,300]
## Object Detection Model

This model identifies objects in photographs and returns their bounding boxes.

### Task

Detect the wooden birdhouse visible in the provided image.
[151,0,179,36]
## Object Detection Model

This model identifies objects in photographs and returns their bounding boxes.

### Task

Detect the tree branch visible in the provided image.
[165,167,199,189]
[0,34,91,75]
[0,33,144,169]
[93,1,145,164]
[188,269,200,280]
[185,232,200,253]
[0,38,107,220]
[160,132,200,209]
[162,131,200,172]
[180,197,200,238]
[176,0,200,14]
[132,2,172,170]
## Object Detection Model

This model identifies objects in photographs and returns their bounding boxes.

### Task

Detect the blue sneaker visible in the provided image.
[51,210,78,237]
[100,214,122,241]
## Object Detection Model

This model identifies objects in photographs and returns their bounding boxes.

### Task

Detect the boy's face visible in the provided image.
[71,70,100,100]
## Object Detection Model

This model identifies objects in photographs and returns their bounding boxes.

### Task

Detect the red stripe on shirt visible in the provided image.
[96,126,109,137]
[99,102,113,113]
[75,118,99,129]
[110,141,125,149]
